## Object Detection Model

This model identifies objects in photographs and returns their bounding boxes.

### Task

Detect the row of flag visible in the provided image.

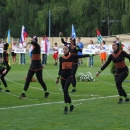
[6,24,103,45]
[6,25,28,46]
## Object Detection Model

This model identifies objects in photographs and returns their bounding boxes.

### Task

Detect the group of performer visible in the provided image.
[0,34,130,114]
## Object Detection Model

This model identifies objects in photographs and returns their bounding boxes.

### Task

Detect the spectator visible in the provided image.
[87,40,95,67]
[40,35,50,66]
[77,37,84,65]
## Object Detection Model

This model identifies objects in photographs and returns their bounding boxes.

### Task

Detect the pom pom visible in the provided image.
[24,77,37,82]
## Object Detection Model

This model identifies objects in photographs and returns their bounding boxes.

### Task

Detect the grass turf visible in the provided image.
[0,54,130,130]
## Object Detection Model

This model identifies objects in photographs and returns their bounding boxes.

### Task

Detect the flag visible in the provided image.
[96,28,103,44]
[71,24,76,38]
[6,29,11,44]
[20,25,28,43]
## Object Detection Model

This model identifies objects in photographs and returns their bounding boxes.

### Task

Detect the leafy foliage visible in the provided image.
[1,0,130,37]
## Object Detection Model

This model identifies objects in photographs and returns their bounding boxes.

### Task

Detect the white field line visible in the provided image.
[1,93,130,110]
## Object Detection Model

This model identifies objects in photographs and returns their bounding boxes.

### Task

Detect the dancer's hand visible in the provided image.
[96,71,100,77]
[2,69,7,74]
[56,79,59,84]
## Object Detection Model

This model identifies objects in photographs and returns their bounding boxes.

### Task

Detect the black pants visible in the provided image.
[61,77,72,103]
[23,69,47,91]
[114,71,128,97]
[72,63,78,87]
[1,66,11,88]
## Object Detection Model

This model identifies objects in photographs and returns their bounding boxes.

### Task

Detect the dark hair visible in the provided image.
[70,37,76,46]
[42,35,46,38]
[31,36,38,42]
[103,40,105,44]
[90,40,93,44]
[31,41,37,46]
[4,43,9,50]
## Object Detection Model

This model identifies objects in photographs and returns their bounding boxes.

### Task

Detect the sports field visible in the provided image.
[0,54,130,130]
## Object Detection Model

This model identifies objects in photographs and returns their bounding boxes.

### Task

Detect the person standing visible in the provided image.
[77,37,84,65]
[0,40,3,63]
[96,41,130,103]
[56,45,95,114]
[11,42,17,64]
[0,43,11,92]
[100,40,107,66]
[87,40,95,67]
[19,36,49,98]
[19,41,26,64]
[53,42,58,66]
[40,35,50,66]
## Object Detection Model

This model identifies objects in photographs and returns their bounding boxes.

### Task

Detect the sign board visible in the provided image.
[58,48,64,54]
[82,48,95,54]
[14,48,26,53]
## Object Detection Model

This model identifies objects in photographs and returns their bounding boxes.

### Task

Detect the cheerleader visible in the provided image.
[0,43,11,92]
[53,42,58,66]
[96,41,130,103]
[19,36,49,98]
[56,45,96,114]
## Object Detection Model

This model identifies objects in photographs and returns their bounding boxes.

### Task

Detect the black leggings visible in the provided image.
[61,77,72,103]
[115,71,128,97]
[23,69,47,91]
[72,63,78,87]
[1,66,11,88]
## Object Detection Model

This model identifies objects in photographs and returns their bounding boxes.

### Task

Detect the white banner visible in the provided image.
[0,48,3,53]
[82,48,95,54]
[14,48,26,53]
[58,48,64,54]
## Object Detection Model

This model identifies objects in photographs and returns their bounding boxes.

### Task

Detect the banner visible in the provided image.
[15,48,26,53]
[58,48,64,54]
[82,48,95,54]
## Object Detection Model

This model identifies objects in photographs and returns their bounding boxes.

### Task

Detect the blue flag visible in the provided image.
[7,29,11,44]
[71,24,76,38]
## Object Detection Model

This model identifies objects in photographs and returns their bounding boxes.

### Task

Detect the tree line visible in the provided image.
[0,0,130,38]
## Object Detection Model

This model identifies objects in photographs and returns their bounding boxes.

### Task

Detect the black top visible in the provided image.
[30,43,42,71]
[101,50,130,73]
[58,54,91,79]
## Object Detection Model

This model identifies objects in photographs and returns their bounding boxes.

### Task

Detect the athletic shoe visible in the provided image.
[44,92,49,98]
[0,88,2,91]
[125,98,130,102]
[19,93,26,99]
[64,107,68,114]
[5,90,10,92]
[118,98,123,104]
[70,105,74,112]
[71,89,76,93]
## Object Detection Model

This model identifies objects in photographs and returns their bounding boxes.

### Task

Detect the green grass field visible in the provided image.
[0,54,130,130]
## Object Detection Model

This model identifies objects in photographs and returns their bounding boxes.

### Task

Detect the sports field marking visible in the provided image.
[1,93,129,110]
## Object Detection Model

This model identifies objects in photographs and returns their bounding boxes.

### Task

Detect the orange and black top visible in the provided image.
[2,51,9,69]
[58,53,92,79]
[101,50,130,73]
[30,41,42,71]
